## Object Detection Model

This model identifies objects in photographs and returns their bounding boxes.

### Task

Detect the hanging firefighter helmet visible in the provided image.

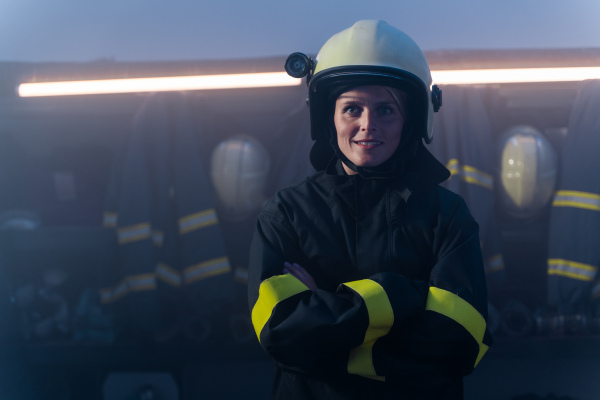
[498,125,558,219]
[285,20,441,171]
[210,134,271,222]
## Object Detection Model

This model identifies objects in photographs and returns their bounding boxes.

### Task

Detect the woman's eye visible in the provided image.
[378,106,394,115]
[344,106,360,114]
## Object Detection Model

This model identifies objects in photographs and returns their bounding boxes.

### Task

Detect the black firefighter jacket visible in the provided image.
[248,146,492,399]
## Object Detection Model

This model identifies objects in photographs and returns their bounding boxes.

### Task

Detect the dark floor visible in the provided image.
[1,337,598,399]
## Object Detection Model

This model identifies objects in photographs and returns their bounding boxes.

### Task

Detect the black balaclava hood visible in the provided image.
[311,84,421,179]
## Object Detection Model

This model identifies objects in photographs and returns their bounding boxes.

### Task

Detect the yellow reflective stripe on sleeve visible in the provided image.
[99,273,157,304]
[485,254,504,274]
[103,211,118,228]
[251,274,309,343]
[446,159,460,176]
[348,342,385,382]
[152,230,164,247]
[462,165,493,191]
[179,209,218,234]
[233,266,249,285]
[548,258,597,282]
[184,256,231,284]
[117,222,152,244]
[425,286,488,367]
[156,262,182,286]
[475,343,489,367]
[444,159,493,190]
[552,190,600,212]
[343,279,394,380]
[101,258,231,304]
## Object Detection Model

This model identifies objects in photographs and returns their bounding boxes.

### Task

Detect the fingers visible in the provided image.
[283,261,295,276]
[283,262,318,290]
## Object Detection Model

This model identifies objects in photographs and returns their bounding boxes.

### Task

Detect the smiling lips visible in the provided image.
[355,140,383,148]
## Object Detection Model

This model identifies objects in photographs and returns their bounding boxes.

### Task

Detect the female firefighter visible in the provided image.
[248,20,492,399]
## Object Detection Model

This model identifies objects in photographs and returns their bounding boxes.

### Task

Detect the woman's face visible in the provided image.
[333,85,406,175]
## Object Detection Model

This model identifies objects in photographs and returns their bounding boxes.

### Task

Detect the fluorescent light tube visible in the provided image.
[18,72,302,97]
[432,66,600,85]
[17,66,600,97]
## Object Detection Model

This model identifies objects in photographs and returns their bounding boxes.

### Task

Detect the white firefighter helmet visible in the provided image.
[284,20,441,171]
[210,134,271,221]
[498,125,558,219]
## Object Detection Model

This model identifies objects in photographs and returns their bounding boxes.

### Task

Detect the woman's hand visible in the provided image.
[283,262,318,290]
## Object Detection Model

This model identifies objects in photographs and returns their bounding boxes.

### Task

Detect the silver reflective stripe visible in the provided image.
[447,159,460,176]
[100,281,128,304]
[118,223,152,244]
[184,257,231,284]
[234,266,249,284]
[553,190,600,212]
[462,165,493,190]
[99,273,157,304]
[548,258,597,282]
[156,262,182,286]
[152,230,164,247]
[445,159,493,190]
[127,274,156,291]
[103,212,118,228]
[179,209,218,234]
[485,254,504,274]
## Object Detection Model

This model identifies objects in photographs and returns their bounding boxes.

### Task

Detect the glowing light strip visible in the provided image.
[432,66,600,85]
[18,72,301,97]
[17,66,600,97]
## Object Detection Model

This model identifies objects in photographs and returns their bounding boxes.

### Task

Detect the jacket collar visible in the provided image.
[323,142,449,213]
[326,141,449,188]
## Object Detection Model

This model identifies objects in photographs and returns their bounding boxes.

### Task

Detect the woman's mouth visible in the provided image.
[355,141,382,148]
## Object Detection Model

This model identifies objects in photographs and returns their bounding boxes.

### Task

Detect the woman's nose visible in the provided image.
[360,110,376,131]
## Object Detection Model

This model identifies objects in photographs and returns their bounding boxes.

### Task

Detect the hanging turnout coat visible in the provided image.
[428,85,505,293]
[101,92,233,332]
[547,79,600,315]
[248,143,492,399]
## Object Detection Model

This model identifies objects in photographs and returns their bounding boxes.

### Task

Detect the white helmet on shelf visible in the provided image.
[210,134,271,221]
[498,125,558,219]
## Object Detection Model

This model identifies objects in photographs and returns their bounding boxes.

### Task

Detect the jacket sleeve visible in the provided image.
[247,207,429,373]
[370,197,492,386]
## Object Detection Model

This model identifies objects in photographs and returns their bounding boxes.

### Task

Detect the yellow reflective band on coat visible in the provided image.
[99,273,157,304]
[184,256,231,284]
[447,159,460,176]
[425,286,488,367]
[485,254,504,274]
[156,262,182,286]
[552,190,600,212]
[101,258,231,304]
[348,342,384,382]
[152,230,164,247]
[462,165,493,191]
[548,258,597,282]
[251,274,309,343]
[446,159,493,191]
[234,266,249,285]
[117,222,152,244]
[103,211,118,228]
[343,279,394,380]
[179,209,218,234]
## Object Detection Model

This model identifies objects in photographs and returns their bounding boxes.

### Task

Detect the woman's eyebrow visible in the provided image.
[336,95,360,101]
[337,96,395,105]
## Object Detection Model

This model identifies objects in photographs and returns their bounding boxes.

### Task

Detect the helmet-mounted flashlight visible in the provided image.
[431,85,442,112]
[285,53,314,82]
